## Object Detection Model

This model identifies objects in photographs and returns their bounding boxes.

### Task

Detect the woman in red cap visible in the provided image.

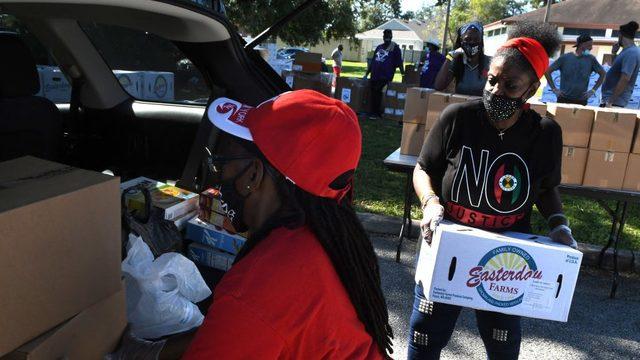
[182,90,393,358]
[410,22,575,359]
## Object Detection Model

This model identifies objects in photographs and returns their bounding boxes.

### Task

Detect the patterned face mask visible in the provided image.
[462,43,480,57]
[482,89,526,123]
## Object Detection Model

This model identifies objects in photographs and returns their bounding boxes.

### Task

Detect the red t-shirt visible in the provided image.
[183,226,384,359]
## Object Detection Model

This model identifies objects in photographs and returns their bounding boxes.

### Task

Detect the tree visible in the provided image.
[223,0,401,46]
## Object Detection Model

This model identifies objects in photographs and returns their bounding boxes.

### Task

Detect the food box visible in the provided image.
[186,217,247,255]
[187,243,236,271]
[582,150,629,189]
[120,177,198,221]
[560,146,588,185]
[415,222,582,322]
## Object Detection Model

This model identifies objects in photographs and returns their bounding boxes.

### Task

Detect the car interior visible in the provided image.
[0,0,289,191]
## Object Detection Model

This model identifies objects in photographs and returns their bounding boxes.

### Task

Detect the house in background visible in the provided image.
[355,19,437,62]
[483,0,640,65]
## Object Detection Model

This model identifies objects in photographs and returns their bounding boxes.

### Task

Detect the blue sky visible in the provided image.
[401,0,436,13]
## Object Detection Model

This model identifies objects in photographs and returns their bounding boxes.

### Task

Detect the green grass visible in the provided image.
[327,60,406,83]
[353,118,640,251]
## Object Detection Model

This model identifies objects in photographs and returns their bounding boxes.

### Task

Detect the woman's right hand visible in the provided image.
[421,200,444,244]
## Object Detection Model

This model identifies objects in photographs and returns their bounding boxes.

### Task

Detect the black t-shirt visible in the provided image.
[418,100,562,233]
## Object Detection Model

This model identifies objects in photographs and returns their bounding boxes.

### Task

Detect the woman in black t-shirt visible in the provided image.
[408,22,577,360]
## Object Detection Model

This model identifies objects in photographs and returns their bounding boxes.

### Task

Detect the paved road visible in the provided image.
[373,235,640,360]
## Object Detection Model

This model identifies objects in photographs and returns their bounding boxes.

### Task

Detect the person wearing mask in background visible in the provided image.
[434,21,491,96]
[419,40,446,89]
[601,21,640,108]
[182,90,394,359]
[332,44,344,87]
[409,22,575,360]
[544,34,606,106]
[364,29,404,118]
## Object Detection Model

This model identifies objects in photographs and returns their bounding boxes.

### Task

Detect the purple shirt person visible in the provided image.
[420,41,446,88]
[364,29,404,117]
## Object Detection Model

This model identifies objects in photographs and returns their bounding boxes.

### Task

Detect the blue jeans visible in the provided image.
[408,282,522,360]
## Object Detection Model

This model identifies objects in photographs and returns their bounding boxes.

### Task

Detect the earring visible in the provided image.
[246,186,251,190]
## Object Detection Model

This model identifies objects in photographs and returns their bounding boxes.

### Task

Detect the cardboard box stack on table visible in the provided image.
[425,92,452,130]
[185,188,248,271]
[583,108,636,189]
[335,77,370,113]
[416,222,583,322]
[281,52,332,97]
[0,156,125,358]
[400,87,435,155]
[547,104,595,186]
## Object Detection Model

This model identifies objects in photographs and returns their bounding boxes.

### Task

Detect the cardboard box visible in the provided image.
[2,288,127,360]
[450,94,469,104]
[121,177,199,221]
[527,100,547,117]
[186,218,247,255]
[197,188,242,235]
[546,104,594,148]
[632,113,640,154]
[335,77,370,113]
[589,109,637,152]
[415,222,582,322]
[403,87,435,124]
[403,64,420,85]
[292,52,322,73]
[582,150,629,189]
[561,147,588,185]
[0,157,122,356]
[401,123,427,156]
[426,92,451,130]
[187,243,235,271]
[282,70,332,97]
[622,153,640,191]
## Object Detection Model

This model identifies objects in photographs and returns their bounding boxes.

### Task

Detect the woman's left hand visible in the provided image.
[549,225,578,249]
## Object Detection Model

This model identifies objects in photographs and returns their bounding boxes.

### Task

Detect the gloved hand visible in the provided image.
[363,74,369,80]
[549,224,578,249]
[421,202,444,244]
[552,88,564,97]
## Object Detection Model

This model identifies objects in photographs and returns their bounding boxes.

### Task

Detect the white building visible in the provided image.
[355,19,439,62]
[483,0,640,65]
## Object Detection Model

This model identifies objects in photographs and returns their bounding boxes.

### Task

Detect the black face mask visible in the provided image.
[482,88,529,123]
[462,43,480,57]
[216,162,252,233]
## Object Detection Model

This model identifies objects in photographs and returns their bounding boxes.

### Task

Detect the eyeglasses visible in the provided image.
[204,147,254,176]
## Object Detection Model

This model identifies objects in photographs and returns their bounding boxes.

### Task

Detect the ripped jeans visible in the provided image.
[407,282,522,360]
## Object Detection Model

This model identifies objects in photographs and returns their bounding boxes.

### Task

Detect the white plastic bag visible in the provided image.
[122,234,212,339]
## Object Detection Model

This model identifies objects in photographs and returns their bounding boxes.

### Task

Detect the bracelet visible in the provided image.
[421,193,439,210]
[445,54,454,62]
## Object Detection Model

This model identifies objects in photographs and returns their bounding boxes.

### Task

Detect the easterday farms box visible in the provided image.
[415,222,582,322]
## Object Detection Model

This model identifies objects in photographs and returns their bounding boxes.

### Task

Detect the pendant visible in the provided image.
[498,131,505,140]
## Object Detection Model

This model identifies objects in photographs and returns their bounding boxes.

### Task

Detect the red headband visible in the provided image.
[499,37,549,79]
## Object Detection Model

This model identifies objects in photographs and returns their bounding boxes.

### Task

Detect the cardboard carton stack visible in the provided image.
[547,104,640,190]
[400,87,435,155]
[335,77,370,113]
[281,70,333,97]
[185,188,248,271]
[384,82,414,122]
[292,52,322,73]
[416,221,582,322]
[0,157,125,358]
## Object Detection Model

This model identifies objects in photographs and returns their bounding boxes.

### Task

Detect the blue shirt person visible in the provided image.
[602,21,640,107]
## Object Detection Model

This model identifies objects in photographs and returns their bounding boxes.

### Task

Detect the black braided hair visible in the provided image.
[493,21,561,82]
[230,138,395,357]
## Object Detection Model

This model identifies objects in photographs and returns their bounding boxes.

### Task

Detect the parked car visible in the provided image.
[275,46,309,60]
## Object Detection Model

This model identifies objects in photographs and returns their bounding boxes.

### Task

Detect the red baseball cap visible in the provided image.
[207,90,361,201]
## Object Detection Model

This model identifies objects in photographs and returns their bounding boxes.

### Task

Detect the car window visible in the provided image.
[0,13,71,104]
[79,22,211,105]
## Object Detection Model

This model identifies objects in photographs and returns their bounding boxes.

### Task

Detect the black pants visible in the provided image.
[557,96,587,106]
[369,79,389,116]
[408,282,522,360]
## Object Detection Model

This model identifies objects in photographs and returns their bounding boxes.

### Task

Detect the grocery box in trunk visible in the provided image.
[2,288,126,360]
[186,217,247,255]
[0,157,122,356]
[415,222,582,322]
[120,176,198,221]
